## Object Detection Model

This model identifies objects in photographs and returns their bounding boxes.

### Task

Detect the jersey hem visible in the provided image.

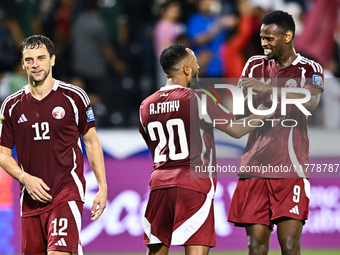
[150,185,209,196]
[21,199,84,217]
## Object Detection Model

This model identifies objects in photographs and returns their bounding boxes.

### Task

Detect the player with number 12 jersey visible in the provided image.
[0,80,95,217]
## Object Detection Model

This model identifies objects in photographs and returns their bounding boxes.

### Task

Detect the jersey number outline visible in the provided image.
[51,218,68,236]
[147,118,189,163]
[32,122,50,140]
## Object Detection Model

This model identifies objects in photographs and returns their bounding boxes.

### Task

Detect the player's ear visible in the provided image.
[50,54,56,67]
[21,59,25,69]
[183,66,190,76]
[285,30,293,44]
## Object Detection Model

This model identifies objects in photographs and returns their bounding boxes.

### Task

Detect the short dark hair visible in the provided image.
[20,35,55,57]
[263,10,295,37]
[160,44,189,76]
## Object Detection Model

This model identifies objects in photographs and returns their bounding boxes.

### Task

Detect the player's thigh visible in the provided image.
[269,178,309,222]
[228,178,272,226]
[147,244,169,255]
[173,188,215,247]
[276,218,303,246]
[45,201,84,254]
[185,245,210,255]
[144,189,174,247]
[22,215,47,255]
[48,251,72,255]
[245,224,272,247]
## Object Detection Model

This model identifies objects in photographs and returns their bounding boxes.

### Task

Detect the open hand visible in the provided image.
[91,189,107,221]
[21,173,52,203]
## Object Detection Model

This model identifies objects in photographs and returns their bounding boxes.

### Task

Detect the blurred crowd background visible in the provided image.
[0,0,339,128]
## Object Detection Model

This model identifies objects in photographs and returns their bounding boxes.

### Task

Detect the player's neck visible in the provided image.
[29,76,55,101]
[275,48,297,69]
[165,77,188,88]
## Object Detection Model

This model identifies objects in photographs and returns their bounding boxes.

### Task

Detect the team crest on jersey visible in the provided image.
[285,79,297,88]
[312,74,323,87]
[52,106,65,119]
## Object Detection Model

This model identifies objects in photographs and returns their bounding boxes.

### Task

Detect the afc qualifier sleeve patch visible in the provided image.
[312,74,323,87]
[86,107,95,122]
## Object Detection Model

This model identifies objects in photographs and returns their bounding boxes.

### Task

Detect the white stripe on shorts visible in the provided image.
[170,187,214,245]
[68,201,83,255]
[144,217,162,244]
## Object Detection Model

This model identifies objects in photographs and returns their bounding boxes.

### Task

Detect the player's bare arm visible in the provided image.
[0,145,52,203]
[234,95,251,120]
[225,103,276,138]
[82,127,107,221]
[242,78,322,111]
[235,79,273,120]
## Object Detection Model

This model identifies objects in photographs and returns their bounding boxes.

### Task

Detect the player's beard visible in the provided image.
[29,67,50,84]
[192,69,199,81]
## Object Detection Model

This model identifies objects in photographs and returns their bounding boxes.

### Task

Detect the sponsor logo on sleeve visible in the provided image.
[86,107,95,122]
[312,74,323,87]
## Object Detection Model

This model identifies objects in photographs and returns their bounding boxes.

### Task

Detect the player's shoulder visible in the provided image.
[0,86,26,111]
[294,54,323,74]
[241,55,267,77]
[246,55,267,65]
[141,85,190,106]
[56,80,91,107]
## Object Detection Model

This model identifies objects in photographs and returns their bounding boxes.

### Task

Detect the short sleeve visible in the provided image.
[74,89,96,135]
[0,98,15,149]
[303,63,324,91]
[194,90,235,131]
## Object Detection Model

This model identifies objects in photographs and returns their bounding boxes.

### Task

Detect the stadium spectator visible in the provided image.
[139,44,274,255]
[223,0,254,78]
[153,0,185,87]
[71,0,127,126]
[0,1,24,73]
[228,10,324,255]
[187,0,237,77]
[0,35,107,254]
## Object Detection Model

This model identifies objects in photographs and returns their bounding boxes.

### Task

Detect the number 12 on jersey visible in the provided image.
[32,122,50,140]
[147,118,189,163]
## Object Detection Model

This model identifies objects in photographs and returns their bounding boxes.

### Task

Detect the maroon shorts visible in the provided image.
[144,187,215,247]
[22,201,83,255]
[228,178,310,227]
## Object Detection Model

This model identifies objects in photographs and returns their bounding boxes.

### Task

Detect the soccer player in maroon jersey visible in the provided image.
[139,44,275,255]
[227,10,324,255]
[0,35,107,255]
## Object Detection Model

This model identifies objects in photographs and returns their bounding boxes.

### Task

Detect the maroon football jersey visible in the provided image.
[139,85,234,197]
[0,80,96,217]
[239,54,324,178]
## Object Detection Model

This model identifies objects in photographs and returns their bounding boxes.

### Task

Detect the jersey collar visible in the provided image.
[159,85,185,91]
[52,79,59,91]
[292,54,302,65]
[24,79,59,94]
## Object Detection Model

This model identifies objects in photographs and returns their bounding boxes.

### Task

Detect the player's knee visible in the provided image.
[280,236,300,255]
[248,238,269,255]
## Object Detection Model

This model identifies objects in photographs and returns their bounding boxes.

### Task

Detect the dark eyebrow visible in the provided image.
[24,55,47,60]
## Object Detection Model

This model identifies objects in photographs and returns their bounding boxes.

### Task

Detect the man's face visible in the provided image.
[187,49,200,81]
[198,0,214,16]
[260,23,287,60]
[21,45,55,84]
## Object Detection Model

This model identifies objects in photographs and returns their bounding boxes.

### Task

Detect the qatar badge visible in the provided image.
[285,79,297,88]
[52,106,65,119]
